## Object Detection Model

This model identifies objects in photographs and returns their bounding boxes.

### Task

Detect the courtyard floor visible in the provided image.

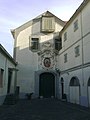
[0,98,90,120]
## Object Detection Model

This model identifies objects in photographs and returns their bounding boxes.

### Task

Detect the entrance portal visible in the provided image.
[39,72,55,98]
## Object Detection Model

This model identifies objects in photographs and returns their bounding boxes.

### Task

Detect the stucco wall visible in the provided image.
[0,52,16,105]
[14,15,64,97]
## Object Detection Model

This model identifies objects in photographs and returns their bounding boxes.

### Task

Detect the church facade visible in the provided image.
[11,0,90,107]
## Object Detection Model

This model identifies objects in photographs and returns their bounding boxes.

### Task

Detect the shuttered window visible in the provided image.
[42,17,55,32]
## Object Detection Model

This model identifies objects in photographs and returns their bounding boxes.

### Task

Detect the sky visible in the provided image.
[0,0,83,56]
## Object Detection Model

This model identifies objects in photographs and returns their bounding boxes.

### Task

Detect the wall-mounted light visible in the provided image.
[55,68,60,76]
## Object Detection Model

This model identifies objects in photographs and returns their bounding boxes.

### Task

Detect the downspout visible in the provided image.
[80,11,84,86]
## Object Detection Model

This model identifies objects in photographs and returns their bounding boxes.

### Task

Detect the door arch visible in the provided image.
[39,72,55,98]
[88,78,90,107]
[69,76,80,104]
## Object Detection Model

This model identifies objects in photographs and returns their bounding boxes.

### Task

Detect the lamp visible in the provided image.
[55,68,60,76]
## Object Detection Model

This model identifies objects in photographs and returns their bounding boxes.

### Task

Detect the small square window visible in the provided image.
[75,45,80,57]
[64,32,67,41]
[74,20,78,32]
[64,53,67,63]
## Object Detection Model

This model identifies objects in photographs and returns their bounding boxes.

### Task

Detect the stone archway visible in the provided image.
[69,76,80,104]
[39,72,55,98]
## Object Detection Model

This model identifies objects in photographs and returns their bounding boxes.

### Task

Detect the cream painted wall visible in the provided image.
[60,14,82,54]
[82,2,90,36]
[59,40,82,71]
[58,1,90,107]
[83,34,90,64]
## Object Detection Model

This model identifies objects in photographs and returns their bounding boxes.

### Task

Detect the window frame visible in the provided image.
[64,32,67,41]
[41,16,55,32]
[64,53,68,63]
[55,38,62,51]
[75,45,80,57]
[29,37,40,52]
[74,19,78,32]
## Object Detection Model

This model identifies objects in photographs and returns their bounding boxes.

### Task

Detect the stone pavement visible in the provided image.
[0,98,90,120]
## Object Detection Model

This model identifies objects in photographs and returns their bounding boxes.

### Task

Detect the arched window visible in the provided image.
[69,77,80,86]
[88,78,90,86]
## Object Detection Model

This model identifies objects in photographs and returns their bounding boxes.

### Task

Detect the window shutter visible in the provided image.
[42,17,55,32]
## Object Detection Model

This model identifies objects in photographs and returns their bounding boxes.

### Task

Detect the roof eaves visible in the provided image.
[60,0,89,35]
[12,10,66,34]
[0,44,17,66]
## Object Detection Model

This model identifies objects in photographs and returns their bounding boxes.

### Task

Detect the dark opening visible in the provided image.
[70,77,80,86]
[7,69,12,93]
[39,72,55,98]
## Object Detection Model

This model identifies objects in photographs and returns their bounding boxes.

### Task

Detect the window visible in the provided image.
[69,77,80,86]
[64,32,67,41]
[75,45,80,57]
[55,38,62,51]
[30,37,39,52]
[64,53,67,63]
[41,16,55,32]
[0,69,4,88]
[74,20,78,32]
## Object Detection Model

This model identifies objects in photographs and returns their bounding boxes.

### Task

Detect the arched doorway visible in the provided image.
[88,78,90,107]
[39,72,55,98]
[69,76,80,104]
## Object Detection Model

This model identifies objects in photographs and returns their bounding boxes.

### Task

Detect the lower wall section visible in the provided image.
[80,96,88,107]
[60,66,90,107]
[0,95,6,105]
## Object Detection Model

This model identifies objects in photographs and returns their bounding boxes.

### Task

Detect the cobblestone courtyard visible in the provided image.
[0,99,90,120]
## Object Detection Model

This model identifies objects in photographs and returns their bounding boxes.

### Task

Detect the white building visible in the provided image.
[11,0,90,107]
[0,44,17,105]
[59,0,90,107]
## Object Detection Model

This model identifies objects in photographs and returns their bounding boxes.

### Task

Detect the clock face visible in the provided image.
[43,57,51,68]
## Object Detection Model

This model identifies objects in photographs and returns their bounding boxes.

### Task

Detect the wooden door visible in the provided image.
[39,73,55,98]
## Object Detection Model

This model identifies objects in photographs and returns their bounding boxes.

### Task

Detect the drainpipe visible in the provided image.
[80,11,84,86]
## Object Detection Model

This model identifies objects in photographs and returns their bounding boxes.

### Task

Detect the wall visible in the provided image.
[58,1,90,107]
[0,52,16,105]
[14,15,64,98]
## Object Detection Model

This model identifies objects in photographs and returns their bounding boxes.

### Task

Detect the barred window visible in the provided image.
[30,37,39,52]
[74,20,78,32]
[75,45,80,57]
[55,38,62,51]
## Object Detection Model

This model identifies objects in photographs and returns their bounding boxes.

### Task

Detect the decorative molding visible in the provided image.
[37,41,58,70]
